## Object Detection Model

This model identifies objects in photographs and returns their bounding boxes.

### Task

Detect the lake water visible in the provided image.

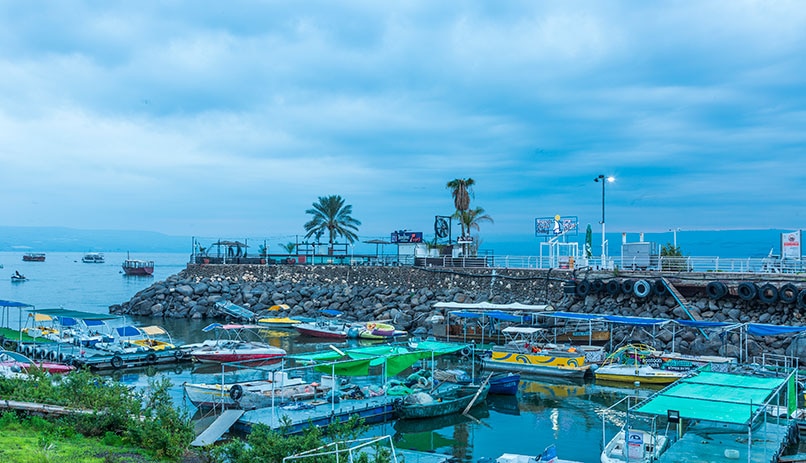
[1,251,632,462]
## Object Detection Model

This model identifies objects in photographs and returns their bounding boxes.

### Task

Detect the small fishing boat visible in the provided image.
[593,363,687,385]
[183,372,334,410]
[593,344,700,385]
[122,258,154,276]
[22,252,46,262]
[482,327,590,379]
[81,252,105,263]
[488,372,520,395]
[600,429,668,463]
[497,444,583,463]
[394,381,490,420]
[0,349,75,375]
[182,323,287,363]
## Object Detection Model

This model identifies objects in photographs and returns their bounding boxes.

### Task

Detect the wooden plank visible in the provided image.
[191,409,244,447]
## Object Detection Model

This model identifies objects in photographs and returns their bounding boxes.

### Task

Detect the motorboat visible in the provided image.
[182,323,287,363]
[592,344,729,385]
[183,372,334,410]
[122,259,154,276]
[594,363,687,385]
[481,327,590,379]
[11,271,26,282]
[22,252,45,262]
[601,429,668,463]
[0,348,75,375]
[295,320,350,339]
[81,252,105,263]
[497,444,583,463]
[95,325,176,354]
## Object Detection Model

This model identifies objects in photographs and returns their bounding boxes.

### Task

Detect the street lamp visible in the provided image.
[670,228,680,248]
[594,174,615,267]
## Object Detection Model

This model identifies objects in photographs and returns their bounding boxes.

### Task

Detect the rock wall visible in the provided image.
[110,264,806,361]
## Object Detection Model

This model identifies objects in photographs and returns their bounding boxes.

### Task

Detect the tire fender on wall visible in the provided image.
[780,283,799,304]
[575,280,591,297]
[606,280,621,296]
[633,280,652,298]
[737,282,758,301]
[757,283,779,304]
[706,281,728,300]
[621,279,635,295]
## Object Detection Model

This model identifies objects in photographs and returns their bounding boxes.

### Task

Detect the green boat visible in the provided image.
[394,382,490,420]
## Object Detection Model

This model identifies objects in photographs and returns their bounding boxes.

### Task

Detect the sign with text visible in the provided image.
[535,215,578,237]
[391,231,423,244]
[627,431,645,460]
[781,230,802,260]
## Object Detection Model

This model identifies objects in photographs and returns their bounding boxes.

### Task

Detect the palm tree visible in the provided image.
[280,242,296,254]
[446,178,475,237]
[304,195,362,250]
[453,206,493,255]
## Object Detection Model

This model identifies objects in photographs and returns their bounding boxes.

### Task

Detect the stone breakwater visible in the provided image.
[110,265,806,362]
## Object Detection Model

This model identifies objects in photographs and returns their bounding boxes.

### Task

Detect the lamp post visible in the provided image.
[594,175,615,267]
[670,228,680,249]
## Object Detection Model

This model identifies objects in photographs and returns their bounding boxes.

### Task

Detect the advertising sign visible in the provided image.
[535,215,578,237]
[781,230,802,260]
[627,431,645,460]
[391,231,423,244]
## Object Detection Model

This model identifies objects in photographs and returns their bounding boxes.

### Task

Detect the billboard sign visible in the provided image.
[391,231,423,244]
[535,215,579,237]
[781,230,802,260]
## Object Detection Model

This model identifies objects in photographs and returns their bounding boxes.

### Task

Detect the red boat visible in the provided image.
[22,253,46,262]
[0,349,75,375]
[181,324,287,363]
[122,259,154,276]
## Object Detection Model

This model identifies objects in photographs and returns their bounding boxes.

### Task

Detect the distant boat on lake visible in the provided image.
[82,252,105,263]
[22,253,45,262]
[122,259,154,276]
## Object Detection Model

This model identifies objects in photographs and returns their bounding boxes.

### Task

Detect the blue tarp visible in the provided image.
[450,311,484,319]
[542,312,604,321]
[0,300,33,307]
[116,326,141,337]
[484,311,524,322]
[321,309,343,317]
[83,319,106,327]
[56,316,78,327]
[603,315,670,326]
[747,323,806,337]
[675,320,736,329]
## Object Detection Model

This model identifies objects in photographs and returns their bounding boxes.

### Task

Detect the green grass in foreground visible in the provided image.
[0,415,157,463]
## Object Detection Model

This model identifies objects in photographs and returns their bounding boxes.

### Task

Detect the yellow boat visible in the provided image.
[481,327,590,379]
[594,344,687,385]
[256,317,303,329]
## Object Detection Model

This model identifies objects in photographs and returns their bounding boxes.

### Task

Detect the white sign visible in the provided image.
[627,431,645,460]
[781,230,802,260]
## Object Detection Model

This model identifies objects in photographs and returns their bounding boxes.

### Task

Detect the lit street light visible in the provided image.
[594,174,615,267]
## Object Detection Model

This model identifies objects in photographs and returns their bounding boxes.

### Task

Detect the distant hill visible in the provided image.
[0,226,190,252]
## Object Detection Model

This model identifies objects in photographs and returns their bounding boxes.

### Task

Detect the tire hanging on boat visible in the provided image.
[737,282,758,301]
[798,289,806,310]
[606,280,621,296]
[230,384,244,401]
[110,355,124,369]
[780,283,799,304]
[146,353,157,364]
[705,281,728,300]
[633,280,652,298]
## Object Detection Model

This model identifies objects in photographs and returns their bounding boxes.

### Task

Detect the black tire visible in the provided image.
[174,349,186,360]
[230,384,244,401]
[2,339,14,350]
[459,346,472,357]
[146,353,157,364]
[758,283,779,304]
[798,290,806,310]
[591,280,605,294]
[621,279,635,295]
[633,280,652,298]
[738,282,758,301]
[110,355,124,369]
[606,280,621,296]
[653,280,668,296]
[706,281,728,300]
[575,280,591,297]
[780,283,799,304]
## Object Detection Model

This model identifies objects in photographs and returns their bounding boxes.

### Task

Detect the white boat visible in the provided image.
[182,323,287,363]
[183,372,334,410]
[497,444,582,463]
[81,252,105,263]
[594,363,687,385]
[601,429,668,463]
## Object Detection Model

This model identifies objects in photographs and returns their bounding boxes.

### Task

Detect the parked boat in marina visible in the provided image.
[183,371,335,410]
[81,252,105,263]
[182,323,286,363]
[394,381,490,420]
[295,320,350,339]
[593,344,735,385]
[0,348,75,375]
[601,429,668,463]
[497,444,583,463]
[488,372,520,395]
[481,327,590,379]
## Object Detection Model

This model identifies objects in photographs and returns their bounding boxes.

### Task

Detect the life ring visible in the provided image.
[230,384,244,401]
[705,281,728,300]
[146,353,157,364]
[798,290,806,310]
[621,279,635,295]
[633,280,652,298]
[110,355,124,369]
[653,279,668,296]
[780,284,799,304]
[575,280,591,297]
[591,280,605,294]
[758,283,779,304]
[737,282,758,301]
[606,280,621,296]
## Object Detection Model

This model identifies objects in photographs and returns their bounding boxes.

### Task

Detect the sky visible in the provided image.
[1,1,805,251]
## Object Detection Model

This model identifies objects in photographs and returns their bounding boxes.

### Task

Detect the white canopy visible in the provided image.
[432,301,553,312]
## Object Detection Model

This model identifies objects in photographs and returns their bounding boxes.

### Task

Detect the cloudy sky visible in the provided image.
[1,1,804,249]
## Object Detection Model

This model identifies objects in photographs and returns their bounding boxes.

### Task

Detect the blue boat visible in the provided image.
[488,372,520,395]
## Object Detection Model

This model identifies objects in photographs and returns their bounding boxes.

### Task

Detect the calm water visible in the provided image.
[0,251,631,462]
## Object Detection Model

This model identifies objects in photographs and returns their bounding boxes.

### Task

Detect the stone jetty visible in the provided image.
[110,264,806,362]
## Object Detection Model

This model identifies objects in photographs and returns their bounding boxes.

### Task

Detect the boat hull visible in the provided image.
[483,350,590,379]
[395,384,490,420]
[295,323,348,339]
[594,365,686,385]
[190,352,285,363]
[488,372,520,395]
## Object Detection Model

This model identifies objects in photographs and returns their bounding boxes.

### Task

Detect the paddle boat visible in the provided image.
[482,327,590,379]
[182,323,287,363]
